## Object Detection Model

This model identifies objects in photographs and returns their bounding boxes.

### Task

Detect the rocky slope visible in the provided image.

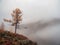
[0,29,37,45]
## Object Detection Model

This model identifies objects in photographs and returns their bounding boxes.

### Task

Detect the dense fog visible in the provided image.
[0,0,60,45]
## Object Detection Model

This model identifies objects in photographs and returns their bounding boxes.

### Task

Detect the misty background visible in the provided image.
[0,0,60,45]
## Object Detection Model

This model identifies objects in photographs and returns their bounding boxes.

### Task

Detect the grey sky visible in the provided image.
[0,0,60,24]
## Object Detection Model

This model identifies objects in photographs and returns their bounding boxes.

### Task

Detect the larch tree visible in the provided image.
[4,8,22,34]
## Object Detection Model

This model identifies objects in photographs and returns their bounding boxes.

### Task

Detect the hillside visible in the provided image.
[0,29,37,45]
